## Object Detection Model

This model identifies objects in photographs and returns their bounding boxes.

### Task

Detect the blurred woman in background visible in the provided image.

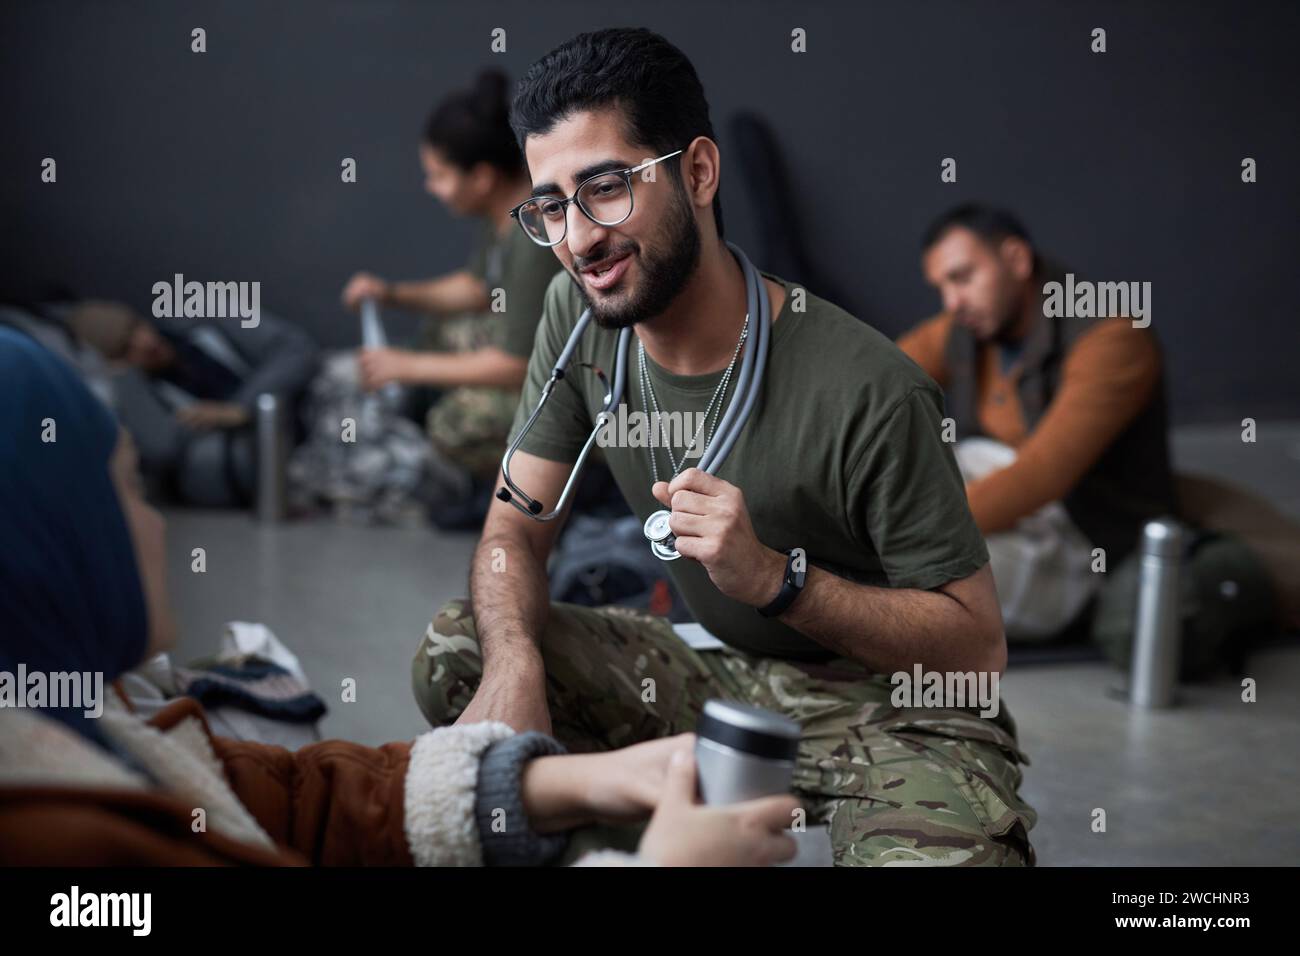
[341,70,558,501]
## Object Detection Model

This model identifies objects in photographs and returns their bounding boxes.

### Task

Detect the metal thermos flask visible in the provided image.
[1130,518,1186,708]
[694,699,801,804]
[360,298,402,406]
[255,393,287,523]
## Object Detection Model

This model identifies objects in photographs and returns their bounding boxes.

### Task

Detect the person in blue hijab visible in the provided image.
[0,325,157,745]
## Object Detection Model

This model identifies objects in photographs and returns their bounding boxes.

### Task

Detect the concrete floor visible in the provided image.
[162,422,1300,865]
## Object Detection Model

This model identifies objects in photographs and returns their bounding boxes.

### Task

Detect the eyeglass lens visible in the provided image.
[519,173,631,244]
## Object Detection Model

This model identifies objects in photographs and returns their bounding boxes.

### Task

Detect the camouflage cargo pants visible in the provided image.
[412,598,1038,866]
[425,386,520,482]
[419,314,521,483]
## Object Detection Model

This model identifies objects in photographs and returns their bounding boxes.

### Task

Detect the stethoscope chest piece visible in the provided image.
[643,509,681,561]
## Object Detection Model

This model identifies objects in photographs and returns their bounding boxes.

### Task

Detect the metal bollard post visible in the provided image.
[1130,518,1186,708]
[255,393,287,523]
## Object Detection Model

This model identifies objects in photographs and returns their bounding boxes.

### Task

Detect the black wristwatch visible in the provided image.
[757,548,807,618]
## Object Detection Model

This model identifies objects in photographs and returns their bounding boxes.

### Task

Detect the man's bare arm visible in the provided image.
[458,450,573,732]
[403,347,528,389]
[654,468,1006,677]
[766,560,1007,675]
[388,270,490,316]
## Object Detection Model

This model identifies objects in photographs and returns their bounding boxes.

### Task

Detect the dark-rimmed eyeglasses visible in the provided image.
[509,149,684,247]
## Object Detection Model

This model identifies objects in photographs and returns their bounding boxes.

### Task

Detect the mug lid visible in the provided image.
[696,699,800,761]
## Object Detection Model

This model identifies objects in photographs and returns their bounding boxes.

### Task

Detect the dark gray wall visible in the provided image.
[3,0,1296,425]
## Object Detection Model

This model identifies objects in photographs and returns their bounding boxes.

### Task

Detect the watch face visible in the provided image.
[790,547,806,586]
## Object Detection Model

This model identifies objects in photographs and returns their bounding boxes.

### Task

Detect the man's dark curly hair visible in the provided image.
[510,27,724,238]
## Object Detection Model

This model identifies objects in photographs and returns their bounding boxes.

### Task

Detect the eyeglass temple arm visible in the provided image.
[628,149,684,175]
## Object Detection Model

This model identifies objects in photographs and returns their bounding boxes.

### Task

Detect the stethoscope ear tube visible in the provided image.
[648,242,769,560]
[497,395,609,520]
[697,241,769,475]
[554,309,594,371]
[497,316,631,521]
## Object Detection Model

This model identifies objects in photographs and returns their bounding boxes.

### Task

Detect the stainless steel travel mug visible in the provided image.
[255,392,287,523]
[694,699,801,805]
[1130,518,1186,708]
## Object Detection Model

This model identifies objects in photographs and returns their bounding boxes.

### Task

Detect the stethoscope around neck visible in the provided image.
[497,240,772,560]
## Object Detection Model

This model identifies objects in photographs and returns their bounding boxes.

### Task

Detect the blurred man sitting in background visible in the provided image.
[897,204,1178,642]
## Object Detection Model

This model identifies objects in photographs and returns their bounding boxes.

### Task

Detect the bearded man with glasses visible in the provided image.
[411,27,1037,867]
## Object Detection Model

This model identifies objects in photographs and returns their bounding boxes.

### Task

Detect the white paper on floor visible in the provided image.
[671,622,727,651]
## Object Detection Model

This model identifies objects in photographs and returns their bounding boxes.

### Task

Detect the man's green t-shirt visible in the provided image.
[462,222,560,358]
[508,268,990,662]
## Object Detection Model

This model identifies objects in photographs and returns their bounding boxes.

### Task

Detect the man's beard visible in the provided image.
[571,189,701,331]
[961,297,1017,343]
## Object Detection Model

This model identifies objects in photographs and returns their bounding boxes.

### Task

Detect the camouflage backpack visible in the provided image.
[1091,529,1278,679]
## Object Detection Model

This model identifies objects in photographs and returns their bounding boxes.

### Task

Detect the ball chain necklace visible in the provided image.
[638,314,750,484]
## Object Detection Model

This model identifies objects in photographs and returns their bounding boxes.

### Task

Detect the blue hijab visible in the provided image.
[0,326,148,743]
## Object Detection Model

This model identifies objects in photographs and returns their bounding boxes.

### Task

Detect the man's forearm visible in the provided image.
[469,528,552,683]
[387,272,489,316]
[759,557,1002,674]
[406,349,528,389]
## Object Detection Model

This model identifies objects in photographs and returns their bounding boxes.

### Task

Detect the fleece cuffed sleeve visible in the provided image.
[403,721,516,866]
[474,731,571,867]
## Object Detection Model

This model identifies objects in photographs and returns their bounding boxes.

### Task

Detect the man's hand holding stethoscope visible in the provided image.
[651,468,788,609]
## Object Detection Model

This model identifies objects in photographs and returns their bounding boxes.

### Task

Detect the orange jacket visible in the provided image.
[897,311,1162,535]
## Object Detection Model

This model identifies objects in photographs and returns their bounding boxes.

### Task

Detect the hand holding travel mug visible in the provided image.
[693,699,833,865]
[694,699,800,804]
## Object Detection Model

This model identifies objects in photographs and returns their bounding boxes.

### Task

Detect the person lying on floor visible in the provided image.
[69,299,319,507]
[0,327,798,867]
